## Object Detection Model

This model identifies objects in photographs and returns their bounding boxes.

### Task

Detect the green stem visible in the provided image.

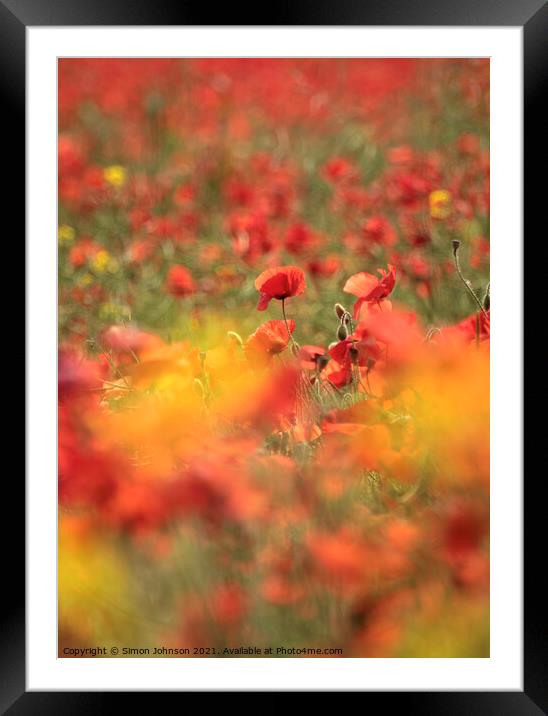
[281,299,298,350]
[453,246,488,318]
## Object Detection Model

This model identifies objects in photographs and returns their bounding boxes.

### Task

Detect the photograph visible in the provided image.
[57,57,491,659]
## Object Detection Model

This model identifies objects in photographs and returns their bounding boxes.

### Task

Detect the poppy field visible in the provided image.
[58,59,490,658]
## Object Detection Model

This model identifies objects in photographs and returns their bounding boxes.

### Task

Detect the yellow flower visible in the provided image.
[58,224,75,246]
[90,250,111,273]
[429,189,452,220]
[103,165,127,187]
[78,273,94,287]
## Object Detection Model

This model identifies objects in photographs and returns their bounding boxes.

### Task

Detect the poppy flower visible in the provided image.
[58,350,102,401]
[440,502,486,562]
[308,530,373,587]
[68,238,102,268]
[457,132,481,155]
[228,210,272,263]
[298,345,329,371]
[211,583,248,626]
[329,334,381,369]
[322,157,357,183]
[362,216,397,247]
[166,265,196,298]
[262,575,304,605]
[344,264,396,319]
[387,145,414,165]
[440,310,490,345]
[245,319,296,367]
[284,222,319,255]
[307,256,341,279]
[325,361,354,389]
[254,265,306,311]
[359,308,418,345]
[101,325,162,355]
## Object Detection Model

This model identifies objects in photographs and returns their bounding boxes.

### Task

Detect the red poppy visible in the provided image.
[166,265,196,298]
[362,216,397,247]
[127,239,155,264]
[357,309,422,364]
[58,350,101,401]
[322,157,357,183]
[284,222,318,255]
[245,319,296,367]
[440,310,490,345]
[101,325,162,355]
[68,238,101,268]
[457,132,481,155]
[298,345,329,371]
[307,256,341,279]
[254,266,306,311]
[329,335,381,369]
[387,145,414,165]
[325,362,354,389]
[212,583,248,626]
[308,530,372,587]
[344,264,396,319]
[228,210,272,263]
[174,183,196,206]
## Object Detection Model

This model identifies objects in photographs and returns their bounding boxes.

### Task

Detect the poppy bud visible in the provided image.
[483,283,490,311]
[342,312,352,326]
[451,239,460,255]
[315,354,330,372]
[334,303,347,319]
[337,324,348,341]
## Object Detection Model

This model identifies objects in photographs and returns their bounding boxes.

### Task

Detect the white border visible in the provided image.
[27,27,522,691]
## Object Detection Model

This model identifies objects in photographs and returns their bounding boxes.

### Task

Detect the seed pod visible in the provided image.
[337,323,348,341]
[349,346,359,365]
[483,283,490,311]
[451,239,461,255]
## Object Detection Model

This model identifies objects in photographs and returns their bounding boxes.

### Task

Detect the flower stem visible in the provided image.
[452,242,488,318]
[281,299,298,350]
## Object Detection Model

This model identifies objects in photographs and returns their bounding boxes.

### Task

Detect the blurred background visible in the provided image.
[59,59,489,347]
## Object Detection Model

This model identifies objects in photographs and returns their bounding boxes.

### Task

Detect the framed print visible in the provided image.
[8,0,544,707]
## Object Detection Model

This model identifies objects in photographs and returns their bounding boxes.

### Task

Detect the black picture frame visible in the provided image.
[8,0,544,709]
